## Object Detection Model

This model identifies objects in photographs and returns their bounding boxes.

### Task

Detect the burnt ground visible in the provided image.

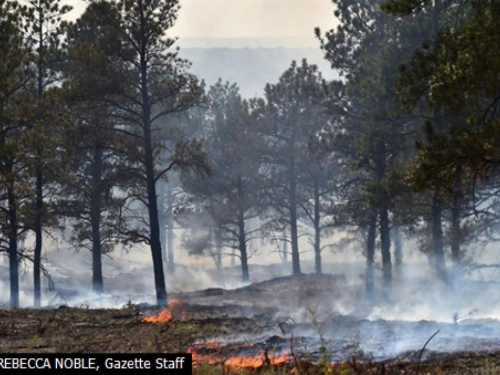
[1,273,500,374]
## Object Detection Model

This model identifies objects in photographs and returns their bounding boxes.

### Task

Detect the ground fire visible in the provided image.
[141,298,184,323]
[187,341,289,369]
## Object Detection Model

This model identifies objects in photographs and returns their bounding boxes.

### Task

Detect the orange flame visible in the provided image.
[187,344,289,369]
[224,352,289,369]
[142,298,184,323]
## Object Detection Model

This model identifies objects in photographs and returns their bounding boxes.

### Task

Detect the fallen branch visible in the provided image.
[417,329,440,373]
[453,309,478,324]
[465,263,500,272]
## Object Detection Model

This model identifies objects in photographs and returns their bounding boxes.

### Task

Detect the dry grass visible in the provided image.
[192,358,500,375]
[0,307,223,353]
[3,272,500,375]
[1,307,500,374]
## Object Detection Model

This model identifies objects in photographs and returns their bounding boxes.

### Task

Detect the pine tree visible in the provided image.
[253,59,333,276]
[0,0,32,308]
[317,0,426,295]
[22,0,72,308]
[180,80,261,282]
[67,0,209,305]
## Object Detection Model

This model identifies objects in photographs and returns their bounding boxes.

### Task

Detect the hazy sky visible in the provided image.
[62,0,338,46]
[172,0,336,38]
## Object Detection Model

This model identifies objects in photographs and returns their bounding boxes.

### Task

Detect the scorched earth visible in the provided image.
[2,272,500,375]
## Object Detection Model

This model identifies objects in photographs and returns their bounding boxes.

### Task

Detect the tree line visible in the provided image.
[1,0,499,309]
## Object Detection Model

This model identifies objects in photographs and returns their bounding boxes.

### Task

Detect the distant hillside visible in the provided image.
[177,47,339,99]
[176,37,322,49]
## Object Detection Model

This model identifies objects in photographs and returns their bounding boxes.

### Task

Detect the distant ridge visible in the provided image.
[177,46,338,99]
[176,36,321,49]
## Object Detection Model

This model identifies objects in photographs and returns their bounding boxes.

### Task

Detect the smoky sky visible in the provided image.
[61,0,339,47]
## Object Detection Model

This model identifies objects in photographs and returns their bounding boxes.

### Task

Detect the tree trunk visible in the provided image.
[376,148,391,297]
[141,55,167,306]
[90,146,103,294]
[289,149,301,275]
[282,229,288,263]
[34,162,43,308]
[9,237,19,309]
[144,139,167,305]
[393,225,403,274]
[8,181,19,309]
[166,182,175,274]
[365,213,377,299]
[450,198,461,276]
[380,207,392,297]
[213,226,222,270]
[33,5,45,309]
[289,205,301,274]
[313,174,321,274]
[230,248,235,266]
[157,181,166,269]
[430,101,447,280]
[431,194,447,280]
[235,176,249,281]
[238,210,249,282]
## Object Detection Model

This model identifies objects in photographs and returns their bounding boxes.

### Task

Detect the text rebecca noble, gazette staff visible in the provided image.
[0,356,188,370]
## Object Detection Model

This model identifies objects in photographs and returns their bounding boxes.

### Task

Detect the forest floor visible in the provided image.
[1,273,500,374]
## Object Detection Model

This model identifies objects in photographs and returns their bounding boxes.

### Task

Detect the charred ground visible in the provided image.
[1,273,500,375]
